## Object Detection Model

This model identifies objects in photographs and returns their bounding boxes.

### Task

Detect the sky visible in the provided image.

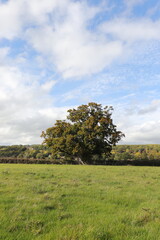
[0,0,160,145]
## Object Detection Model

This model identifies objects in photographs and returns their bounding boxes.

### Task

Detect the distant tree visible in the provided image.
[141,151,148,161]
[114,152,132,161]
[41,102,125,165]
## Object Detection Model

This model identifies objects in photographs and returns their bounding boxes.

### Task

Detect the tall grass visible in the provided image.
[0,164,160,240]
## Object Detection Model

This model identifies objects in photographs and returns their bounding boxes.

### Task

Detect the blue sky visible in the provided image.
[0,0,160,145]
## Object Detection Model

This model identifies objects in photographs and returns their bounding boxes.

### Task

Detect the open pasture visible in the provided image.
[0,164,160,240]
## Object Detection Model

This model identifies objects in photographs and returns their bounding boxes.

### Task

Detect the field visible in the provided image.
[0,165,160,240]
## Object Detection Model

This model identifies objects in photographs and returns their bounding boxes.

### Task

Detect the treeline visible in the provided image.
[112,144,160,161]
[0,144,160,163]
[0,145,51,159]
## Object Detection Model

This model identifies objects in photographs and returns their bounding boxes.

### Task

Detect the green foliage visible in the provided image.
[0,145,52,160]
[112,144,160,161]
[41,102,124,164]
[0,145,27,158]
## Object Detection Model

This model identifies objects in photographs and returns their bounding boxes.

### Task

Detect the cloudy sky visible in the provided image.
[0,0,160,145]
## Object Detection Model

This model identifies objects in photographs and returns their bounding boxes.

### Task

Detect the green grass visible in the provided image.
[0,164,160,240]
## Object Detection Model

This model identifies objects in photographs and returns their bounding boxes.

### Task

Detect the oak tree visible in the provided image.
[41,102,125,164]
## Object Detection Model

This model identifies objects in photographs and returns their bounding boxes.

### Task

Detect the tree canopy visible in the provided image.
[41,102,125,164]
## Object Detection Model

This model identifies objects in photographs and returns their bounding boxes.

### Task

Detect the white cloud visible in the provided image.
[1,0,159,80]
[113,99,160,144]
[101,18,160,42]
[0,0,22,39]
[122,120,160,144]
[138,100,160,114]
[0,0,68,39]
[25,1,123,78]
[0,106,68,145]
[0,51,68,144]
[41,80,56,92]
[0,0,119,78]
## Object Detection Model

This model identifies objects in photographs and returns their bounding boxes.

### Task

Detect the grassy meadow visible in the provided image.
[0,164,160,240]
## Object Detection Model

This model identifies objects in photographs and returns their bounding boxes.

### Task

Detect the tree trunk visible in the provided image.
[75,157,85,165]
